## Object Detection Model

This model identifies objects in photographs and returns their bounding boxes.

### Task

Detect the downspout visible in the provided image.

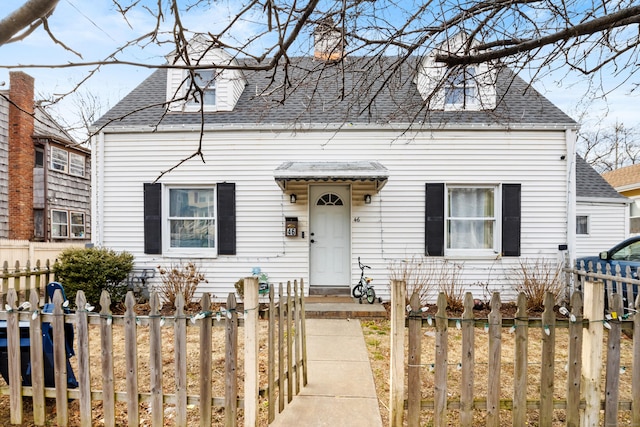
[565,128,577,266]
[91,131,104,246]
[43,141,49,242]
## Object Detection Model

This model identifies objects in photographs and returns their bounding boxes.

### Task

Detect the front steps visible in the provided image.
[304,295,387,319]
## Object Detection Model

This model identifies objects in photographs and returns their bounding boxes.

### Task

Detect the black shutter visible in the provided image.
[143,183,162,254]
[502,183,521,257]
[425,183,445,256]
[217,182,236,255]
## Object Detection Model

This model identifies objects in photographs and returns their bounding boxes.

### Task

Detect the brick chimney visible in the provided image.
[314,18,345,61]
[8,71,35,240]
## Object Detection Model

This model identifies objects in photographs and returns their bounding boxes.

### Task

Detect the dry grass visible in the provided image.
[361,319,635,426]
[0,320,273,426]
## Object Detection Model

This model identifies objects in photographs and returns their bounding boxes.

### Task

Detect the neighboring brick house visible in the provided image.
[603,164,640,236]
[0,72,91,242]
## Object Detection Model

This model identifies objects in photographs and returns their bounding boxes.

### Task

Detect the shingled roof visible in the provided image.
[602,163,640,190]
[576,155,627,201]
[94,56,576,129]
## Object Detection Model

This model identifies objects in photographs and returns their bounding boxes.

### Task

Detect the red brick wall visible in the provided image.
[8,72,35,240]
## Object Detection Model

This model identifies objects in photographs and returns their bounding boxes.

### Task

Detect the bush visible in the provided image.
[510,258,564,311]
[157,262,207,308]
[54,247,134,308]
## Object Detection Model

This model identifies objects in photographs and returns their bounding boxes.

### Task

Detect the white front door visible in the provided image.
[309,185,350,287]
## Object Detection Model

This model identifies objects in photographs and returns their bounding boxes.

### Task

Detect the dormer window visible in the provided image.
[165,36,247,113]
[187,70,216,107]
[415,33,496,111]
[444,67,477,108]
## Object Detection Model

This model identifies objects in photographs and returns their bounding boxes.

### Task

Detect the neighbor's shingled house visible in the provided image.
[0,72,91,243]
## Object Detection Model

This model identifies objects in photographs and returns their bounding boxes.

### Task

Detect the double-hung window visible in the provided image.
[426,183,520,257]
[69,153,85,177]
[70,212,86,238]
[446,186,497,253]
[187,70,216,107]
[51,209,69,238]
[51,147,68,172]
[576,215,589,235]
[166,187,216,253]
[631,199,640,234]
[444,66,477,108]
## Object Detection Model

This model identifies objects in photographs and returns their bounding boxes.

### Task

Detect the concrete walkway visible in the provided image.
[270,318,383,427]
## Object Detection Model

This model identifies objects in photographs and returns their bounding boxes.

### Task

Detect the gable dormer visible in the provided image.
[416,33,497,111]
[166,35,246,113]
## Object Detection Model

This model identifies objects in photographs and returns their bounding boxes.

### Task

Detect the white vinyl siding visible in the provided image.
[575,201,627,258]
[95,127,570,301]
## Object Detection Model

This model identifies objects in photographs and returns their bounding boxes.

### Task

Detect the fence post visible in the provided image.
[244,276,259,427]
[149,291,164,426]
[124,291,141,427]
[604,293,623,426]
[53,289,70,426]
[225,292,238,427]
[389,279,406,427]
[434,292,449,427]
[581,280,604,427]
[199,292,212,427]
[486,292,502,427]
[99,290,115,427]
[28,290,45,425]
[174,293,187,427]
[513,292,528,427]
[460,292,475,427]
[299,279,308,387]
[407,292,422,426]
[268,284,276,423]
[540,292,557,427]
[566,291,583,427]
[76,291,92,427]
[6,288,22,425]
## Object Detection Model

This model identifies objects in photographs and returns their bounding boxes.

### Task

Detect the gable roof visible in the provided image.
[576,155,627,201]
[94,56,576,130]
[602,163,640,190]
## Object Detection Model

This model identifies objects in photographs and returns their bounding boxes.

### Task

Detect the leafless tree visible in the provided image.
[579,120,640,173]
[3,1,640,142]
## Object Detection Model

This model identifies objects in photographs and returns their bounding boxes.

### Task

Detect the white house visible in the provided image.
[92,33,580,302]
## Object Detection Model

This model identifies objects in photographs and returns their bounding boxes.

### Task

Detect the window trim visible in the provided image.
[69,152,85,177]
[51,209,69,239]
[444,66,478,110]
[162,185,218,257]
[576,215,589,236]
[51,146,68,173]
[445,184,499,256]
[70,211,86,238]
[184,70,217,112]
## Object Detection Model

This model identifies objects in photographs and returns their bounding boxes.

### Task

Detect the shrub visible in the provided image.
[54,247,134,308]
[510,258,564,312]
[157,262,207,308]
[387,256,464,310]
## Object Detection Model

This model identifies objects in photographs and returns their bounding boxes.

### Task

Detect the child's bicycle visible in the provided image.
[351,257,378,304]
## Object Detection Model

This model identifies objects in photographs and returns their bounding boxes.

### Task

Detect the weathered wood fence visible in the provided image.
[0,277,307,426]
[389,276,640,427]
[0,260,56,307]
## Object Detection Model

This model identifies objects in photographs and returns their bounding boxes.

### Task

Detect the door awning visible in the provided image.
[274,161,389,192]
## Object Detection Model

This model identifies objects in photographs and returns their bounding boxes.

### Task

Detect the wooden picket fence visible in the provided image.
[0,259,56,307]
[389,275,640,427]
[0,277,307,426]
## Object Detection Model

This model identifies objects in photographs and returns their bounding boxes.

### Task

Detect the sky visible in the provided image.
[1,0,639,140]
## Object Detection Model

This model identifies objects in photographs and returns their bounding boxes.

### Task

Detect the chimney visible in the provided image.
[314,18,345,61]
[8,71,35,240]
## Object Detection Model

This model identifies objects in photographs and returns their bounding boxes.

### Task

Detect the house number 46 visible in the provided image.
[353,217,360,222]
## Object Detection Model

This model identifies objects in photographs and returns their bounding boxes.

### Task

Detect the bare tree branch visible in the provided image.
[0,0,60,45]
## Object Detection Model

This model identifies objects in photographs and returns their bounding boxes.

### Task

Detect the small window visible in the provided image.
[576,215,589,235]
[51,147,68,172]
[34,209,44,239]
[168,187,216,250]
[445,67,477,107]
[51,209,68,238]
[69,153,85,177]
[446,186,496,252]
[35,148,44,168]
[187,70,216,106]
[70,212,85,238]
[316,193,344,206]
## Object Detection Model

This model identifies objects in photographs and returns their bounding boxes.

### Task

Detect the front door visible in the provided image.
[309,185,350,288]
